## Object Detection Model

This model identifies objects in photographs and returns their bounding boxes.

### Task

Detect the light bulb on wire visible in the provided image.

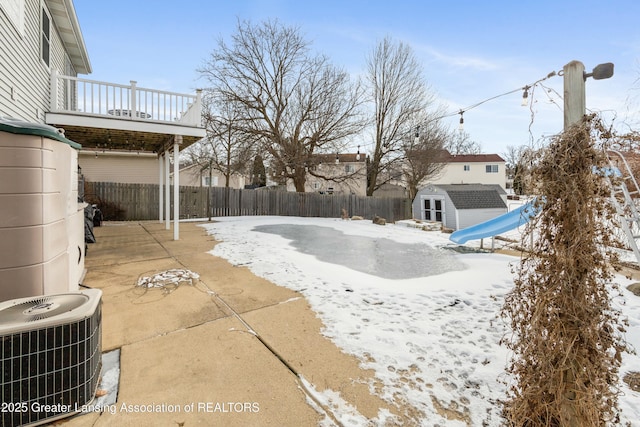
[458,112,464,131]
[521,86,529,107]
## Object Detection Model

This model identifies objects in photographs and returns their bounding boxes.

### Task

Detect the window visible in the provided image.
[485,164,499,173]
[41,5,51,66]
[203,176,218,186]
[463,165,470,171]
[345,164,355,174]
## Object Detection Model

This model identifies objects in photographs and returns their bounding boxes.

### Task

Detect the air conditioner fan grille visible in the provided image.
[0,294,88,324]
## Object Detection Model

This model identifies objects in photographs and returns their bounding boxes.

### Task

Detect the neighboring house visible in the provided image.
[79,150,158,184]
[373,183,407,198]
[412,184,507,230]
[0,0,206,237]
[285,153,367,195]
[430,153,506,189]
[171,163,247,189]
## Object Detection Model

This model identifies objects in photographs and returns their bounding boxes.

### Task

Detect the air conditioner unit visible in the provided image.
[0,289,102,427]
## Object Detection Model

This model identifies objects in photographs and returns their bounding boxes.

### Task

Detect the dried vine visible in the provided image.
[501,116,630,426]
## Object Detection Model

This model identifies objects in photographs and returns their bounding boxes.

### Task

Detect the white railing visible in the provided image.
[50,70,202,127]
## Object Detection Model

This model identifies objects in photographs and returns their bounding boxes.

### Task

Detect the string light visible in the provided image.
[356,145,360,161]
[521,86,530,107]
[348,69,559,151]
[335,152,339,164]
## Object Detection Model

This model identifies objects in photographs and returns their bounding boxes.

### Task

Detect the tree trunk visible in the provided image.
[293,170,306,192]
[367,156,380,196]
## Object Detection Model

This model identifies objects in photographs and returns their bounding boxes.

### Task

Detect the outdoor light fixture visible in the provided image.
[458,112,464,131]
[356,145,360,161]
[521,86,529,106]
[584,62,614,80]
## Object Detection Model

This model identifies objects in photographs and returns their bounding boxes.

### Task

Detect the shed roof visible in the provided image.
[436,184,506,209]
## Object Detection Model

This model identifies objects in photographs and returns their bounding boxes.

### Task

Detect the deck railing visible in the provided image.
[50,70,203,127]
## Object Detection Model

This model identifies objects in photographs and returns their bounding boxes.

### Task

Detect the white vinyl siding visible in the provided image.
[78,152,159,184]
[430,161,506,189]
[0,0,75,122]
[0,0,25,35]
[456,208,507,230]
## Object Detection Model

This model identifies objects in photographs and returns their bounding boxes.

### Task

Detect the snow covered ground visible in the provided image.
[201,216,640,426]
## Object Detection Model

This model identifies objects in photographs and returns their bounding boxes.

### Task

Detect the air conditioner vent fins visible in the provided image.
[0,289,102,426]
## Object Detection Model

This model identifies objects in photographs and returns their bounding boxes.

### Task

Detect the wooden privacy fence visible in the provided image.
[84,182,412,222]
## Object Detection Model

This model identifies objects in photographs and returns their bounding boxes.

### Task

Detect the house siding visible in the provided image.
[290,161,367,195]
[0,0,74,122]
[431,161,506,189]
[79,151,159,184]
[177,164,246,189]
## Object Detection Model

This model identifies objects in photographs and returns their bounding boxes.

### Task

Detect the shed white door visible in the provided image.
[422,196,445,223]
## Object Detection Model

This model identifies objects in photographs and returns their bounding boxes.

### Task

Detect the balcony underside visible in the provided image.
[46,112,205,153]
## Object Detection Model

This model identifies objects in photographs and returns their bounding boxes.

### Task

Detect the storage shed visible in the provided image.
[412,184,507,230]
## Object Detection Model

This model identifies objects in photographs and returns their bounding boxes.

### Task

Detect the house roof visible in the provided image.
[446,153,505,163]
[46,0,92,74]
[436,184,506,209]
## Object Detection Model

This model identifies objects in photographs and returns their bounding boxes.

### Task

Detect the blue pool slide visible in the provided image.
[449,201,540,244]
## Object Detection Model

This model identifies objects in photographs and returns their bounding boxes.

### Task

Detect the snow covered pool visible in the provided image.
[253,224,465,279]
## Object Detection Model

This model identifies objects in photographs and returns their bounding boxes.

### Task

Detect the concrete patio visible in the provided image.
[60,221,398,427]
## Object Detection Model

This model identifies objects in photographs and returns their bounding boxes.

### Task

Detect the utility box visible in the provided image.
[0,117,85,302]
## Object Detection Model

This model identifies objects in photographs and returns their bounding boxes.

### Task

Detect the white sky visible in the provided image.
[73,0,640,156]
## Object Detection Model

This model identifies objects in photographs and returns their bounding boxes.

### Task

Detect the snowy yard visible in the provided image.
[201,216,640,426]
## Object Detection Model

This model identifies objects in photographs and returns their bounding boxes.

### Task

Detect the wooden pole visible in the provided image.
[561,59,590,427]
[563,60,586,129]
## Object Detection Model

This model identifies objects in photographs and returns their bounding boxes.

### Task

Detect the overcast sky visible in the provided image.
[73,0,640,155]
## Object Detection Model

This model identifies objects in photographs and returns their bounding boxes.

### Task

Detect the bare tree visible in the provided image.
[503,144,532,195]
[402,118,449,201]
[250,154,266,187]
[199,19,364,192]
[502,144,542,195]
[365,36,437,196]
[446,130,482,155]
[186,92,254,187]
